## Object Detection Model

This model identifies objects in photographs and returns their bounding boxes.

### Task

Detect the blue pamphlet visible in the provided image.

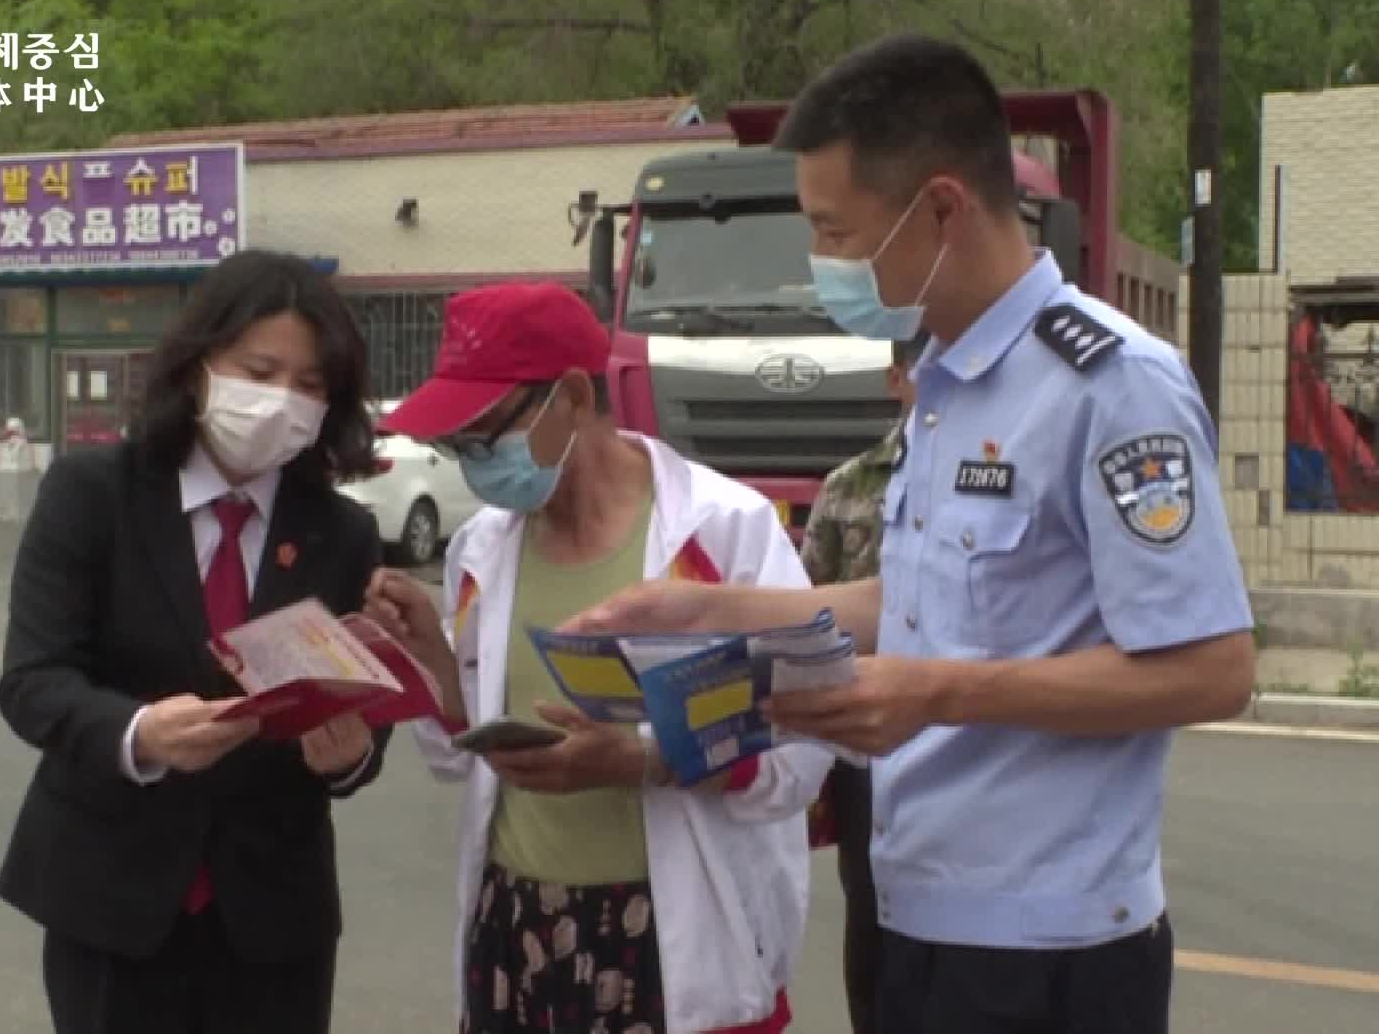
[527,611,864,784]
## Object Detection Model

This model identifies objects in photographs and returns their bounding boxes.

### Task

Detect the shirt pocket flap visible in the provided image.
[973,506,1032,554]
[935,505,1033,555]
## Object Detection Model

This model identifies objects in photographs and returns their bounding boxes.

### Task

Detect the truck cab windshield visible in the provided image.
[623,203,835,335]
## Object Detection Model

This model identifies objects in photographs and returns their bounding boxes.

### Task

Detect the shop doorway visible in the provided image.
[57,349,152,452]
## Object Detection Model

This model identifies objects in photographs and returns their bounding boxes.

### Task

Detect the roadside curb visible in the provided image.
[1232,692,1379,730]
[397,565,1379,733]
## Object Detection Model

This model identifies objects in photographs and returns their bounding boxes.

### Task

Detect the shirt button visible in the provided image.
[961,530,975,550]
[905,614,918,631]
[912,515,924,532]
[923,411,939,428]
[873,820,886,837]
[1113,906,1130,923]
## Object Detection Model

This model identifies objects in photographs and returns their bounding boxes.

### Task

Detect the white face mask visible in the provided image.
[198,368,327,478]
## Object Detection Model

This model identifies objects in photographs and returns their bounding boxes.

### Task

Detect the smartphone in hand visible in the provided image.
[452,717,567,754]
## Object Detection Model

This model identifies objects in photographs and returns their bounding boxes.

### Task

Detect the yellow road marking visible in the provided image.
[1177,950,1379,995]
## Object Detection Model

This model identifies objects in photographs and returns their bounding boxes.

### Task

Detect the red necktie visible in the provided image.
[185,494,256,915]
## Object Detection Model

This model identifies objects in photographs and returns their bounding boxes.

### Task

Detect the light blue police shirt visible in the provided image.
[871,249,1253,949]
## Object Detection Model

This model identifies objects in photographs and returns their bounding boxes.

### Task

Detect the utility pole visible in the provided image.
[1188,0,1223,426]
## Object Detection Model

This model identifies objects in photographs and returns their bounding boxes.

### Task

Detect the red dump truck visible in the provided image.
[570,90,1182,536]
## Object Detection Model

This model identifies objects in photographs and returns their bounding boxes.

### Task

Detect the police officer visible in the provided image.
[565,33,1255,1034]
[800,334,922,1034]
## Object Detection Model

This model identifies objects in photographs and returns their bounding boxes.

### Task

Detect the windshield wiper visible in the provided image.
[625,305,755,334]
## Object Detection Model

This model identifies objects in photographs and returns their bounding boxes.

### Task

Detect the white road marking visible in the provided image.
[1188,722,1379,745]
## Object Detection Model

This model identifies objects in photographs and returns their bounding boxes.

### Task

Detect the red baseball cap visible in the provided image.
[379,281,611,439]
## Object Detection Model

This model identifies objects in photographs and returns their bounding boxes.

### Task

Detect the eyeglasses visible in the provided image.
[432,385,547,461]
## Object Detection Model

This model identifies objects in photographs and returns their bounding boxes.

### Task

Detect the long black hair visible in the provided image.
[132,249,375,484]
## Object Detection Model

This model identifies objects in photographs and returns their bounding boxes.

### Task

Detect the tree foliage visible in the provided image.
[5,0,1379,269]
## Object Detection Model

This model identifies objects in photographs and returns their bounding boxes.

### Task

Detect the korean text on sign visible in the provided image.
[0,144,245,272]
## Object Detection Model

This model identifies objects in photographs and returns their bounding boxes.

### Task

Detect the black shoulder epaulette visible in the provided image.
[1034,303,1123,372]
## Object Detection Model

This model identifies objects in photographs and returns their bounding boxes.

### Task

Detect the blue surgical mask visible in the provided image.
[457,391,577,513]
[808,189,947,341]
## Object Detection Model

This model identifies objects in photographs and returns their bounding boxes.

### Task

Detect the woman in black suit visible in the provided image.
[0,249,392,1034]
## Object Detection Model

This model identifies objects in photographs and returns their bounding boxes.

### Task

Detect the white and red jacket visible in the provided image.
[413,434,833,1033]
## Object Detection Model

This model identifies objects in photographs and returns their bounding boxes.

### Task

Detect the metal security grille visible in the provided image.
[1286,281,1379,513]
[1290,327,1379,512]
[344,292,447,402]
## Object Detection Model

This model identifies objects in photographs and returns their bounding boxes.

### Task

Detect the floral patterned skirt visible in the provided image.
[462,863,665,1034]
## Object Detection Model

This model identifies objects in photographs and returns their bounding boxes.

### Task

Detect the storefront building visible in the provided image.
[0,142,248,465]
[110,97,723,402]
[1,97,722,456]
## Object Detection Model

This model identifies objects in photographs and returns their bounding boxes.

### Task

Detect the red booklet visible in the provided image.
[209,598,467,739]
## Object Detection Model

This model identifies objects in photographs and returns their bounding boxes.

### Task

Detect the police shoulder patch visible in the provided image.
[1097,433,1194,545]
[1035,303,1123,372]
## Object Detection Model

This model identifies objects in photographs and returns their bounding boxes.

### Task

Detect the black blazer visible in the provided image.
[0,442,391,962]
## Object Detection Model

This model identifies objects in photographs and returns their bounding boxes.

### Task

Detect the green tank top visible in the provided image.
[488,497,654,885]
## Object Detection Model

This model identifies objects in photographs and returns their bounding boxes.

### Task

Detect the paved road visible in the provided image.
[1165,730,1379,1032]
[1,523,1377,1031]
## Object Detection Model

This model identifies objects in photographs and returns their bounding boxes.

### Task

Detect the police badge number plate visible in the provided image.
[1098,434,1194,545]
[954,461,1015,497]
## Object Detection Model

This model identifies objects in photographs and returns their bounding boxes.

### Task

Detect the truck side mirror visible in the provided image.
[589,212,617,323]
[569,190,599,247]
[1038,198,1083,285]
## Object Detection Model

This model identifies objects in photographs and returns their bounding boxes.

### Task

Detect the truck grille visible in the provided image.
[651,367,899,475]
[684,400,898,421]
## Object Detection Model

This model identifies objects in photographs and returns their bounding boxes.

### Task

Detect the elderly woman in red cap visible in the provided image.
[367,281,831,1034]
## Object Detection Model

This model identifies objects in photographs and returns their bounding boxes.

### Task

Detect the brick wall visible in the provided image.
[1186,272,1379,590]
[1259,86,1379,281]
[1251,88,1379,590]
[243,139,723,278]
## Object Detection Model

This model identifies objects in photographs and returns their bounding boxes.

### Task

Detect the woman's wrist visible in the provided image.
[417,631,454,670]
[416,639,465,719]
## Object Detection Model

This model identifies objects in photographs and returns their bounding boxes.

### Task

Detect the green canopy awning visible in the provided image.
[0,256,340,287]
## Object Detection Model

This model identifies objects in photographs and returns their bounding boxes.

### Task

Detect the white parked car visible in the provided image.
[336,400,482,566]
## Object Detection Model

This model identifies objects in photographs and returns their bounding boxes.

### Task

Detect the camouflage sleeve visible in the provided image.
[800,488,844,586]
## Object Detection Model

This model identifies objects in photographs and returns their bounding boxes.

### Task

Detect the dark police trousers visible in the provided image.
[878,913,1173,1034]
